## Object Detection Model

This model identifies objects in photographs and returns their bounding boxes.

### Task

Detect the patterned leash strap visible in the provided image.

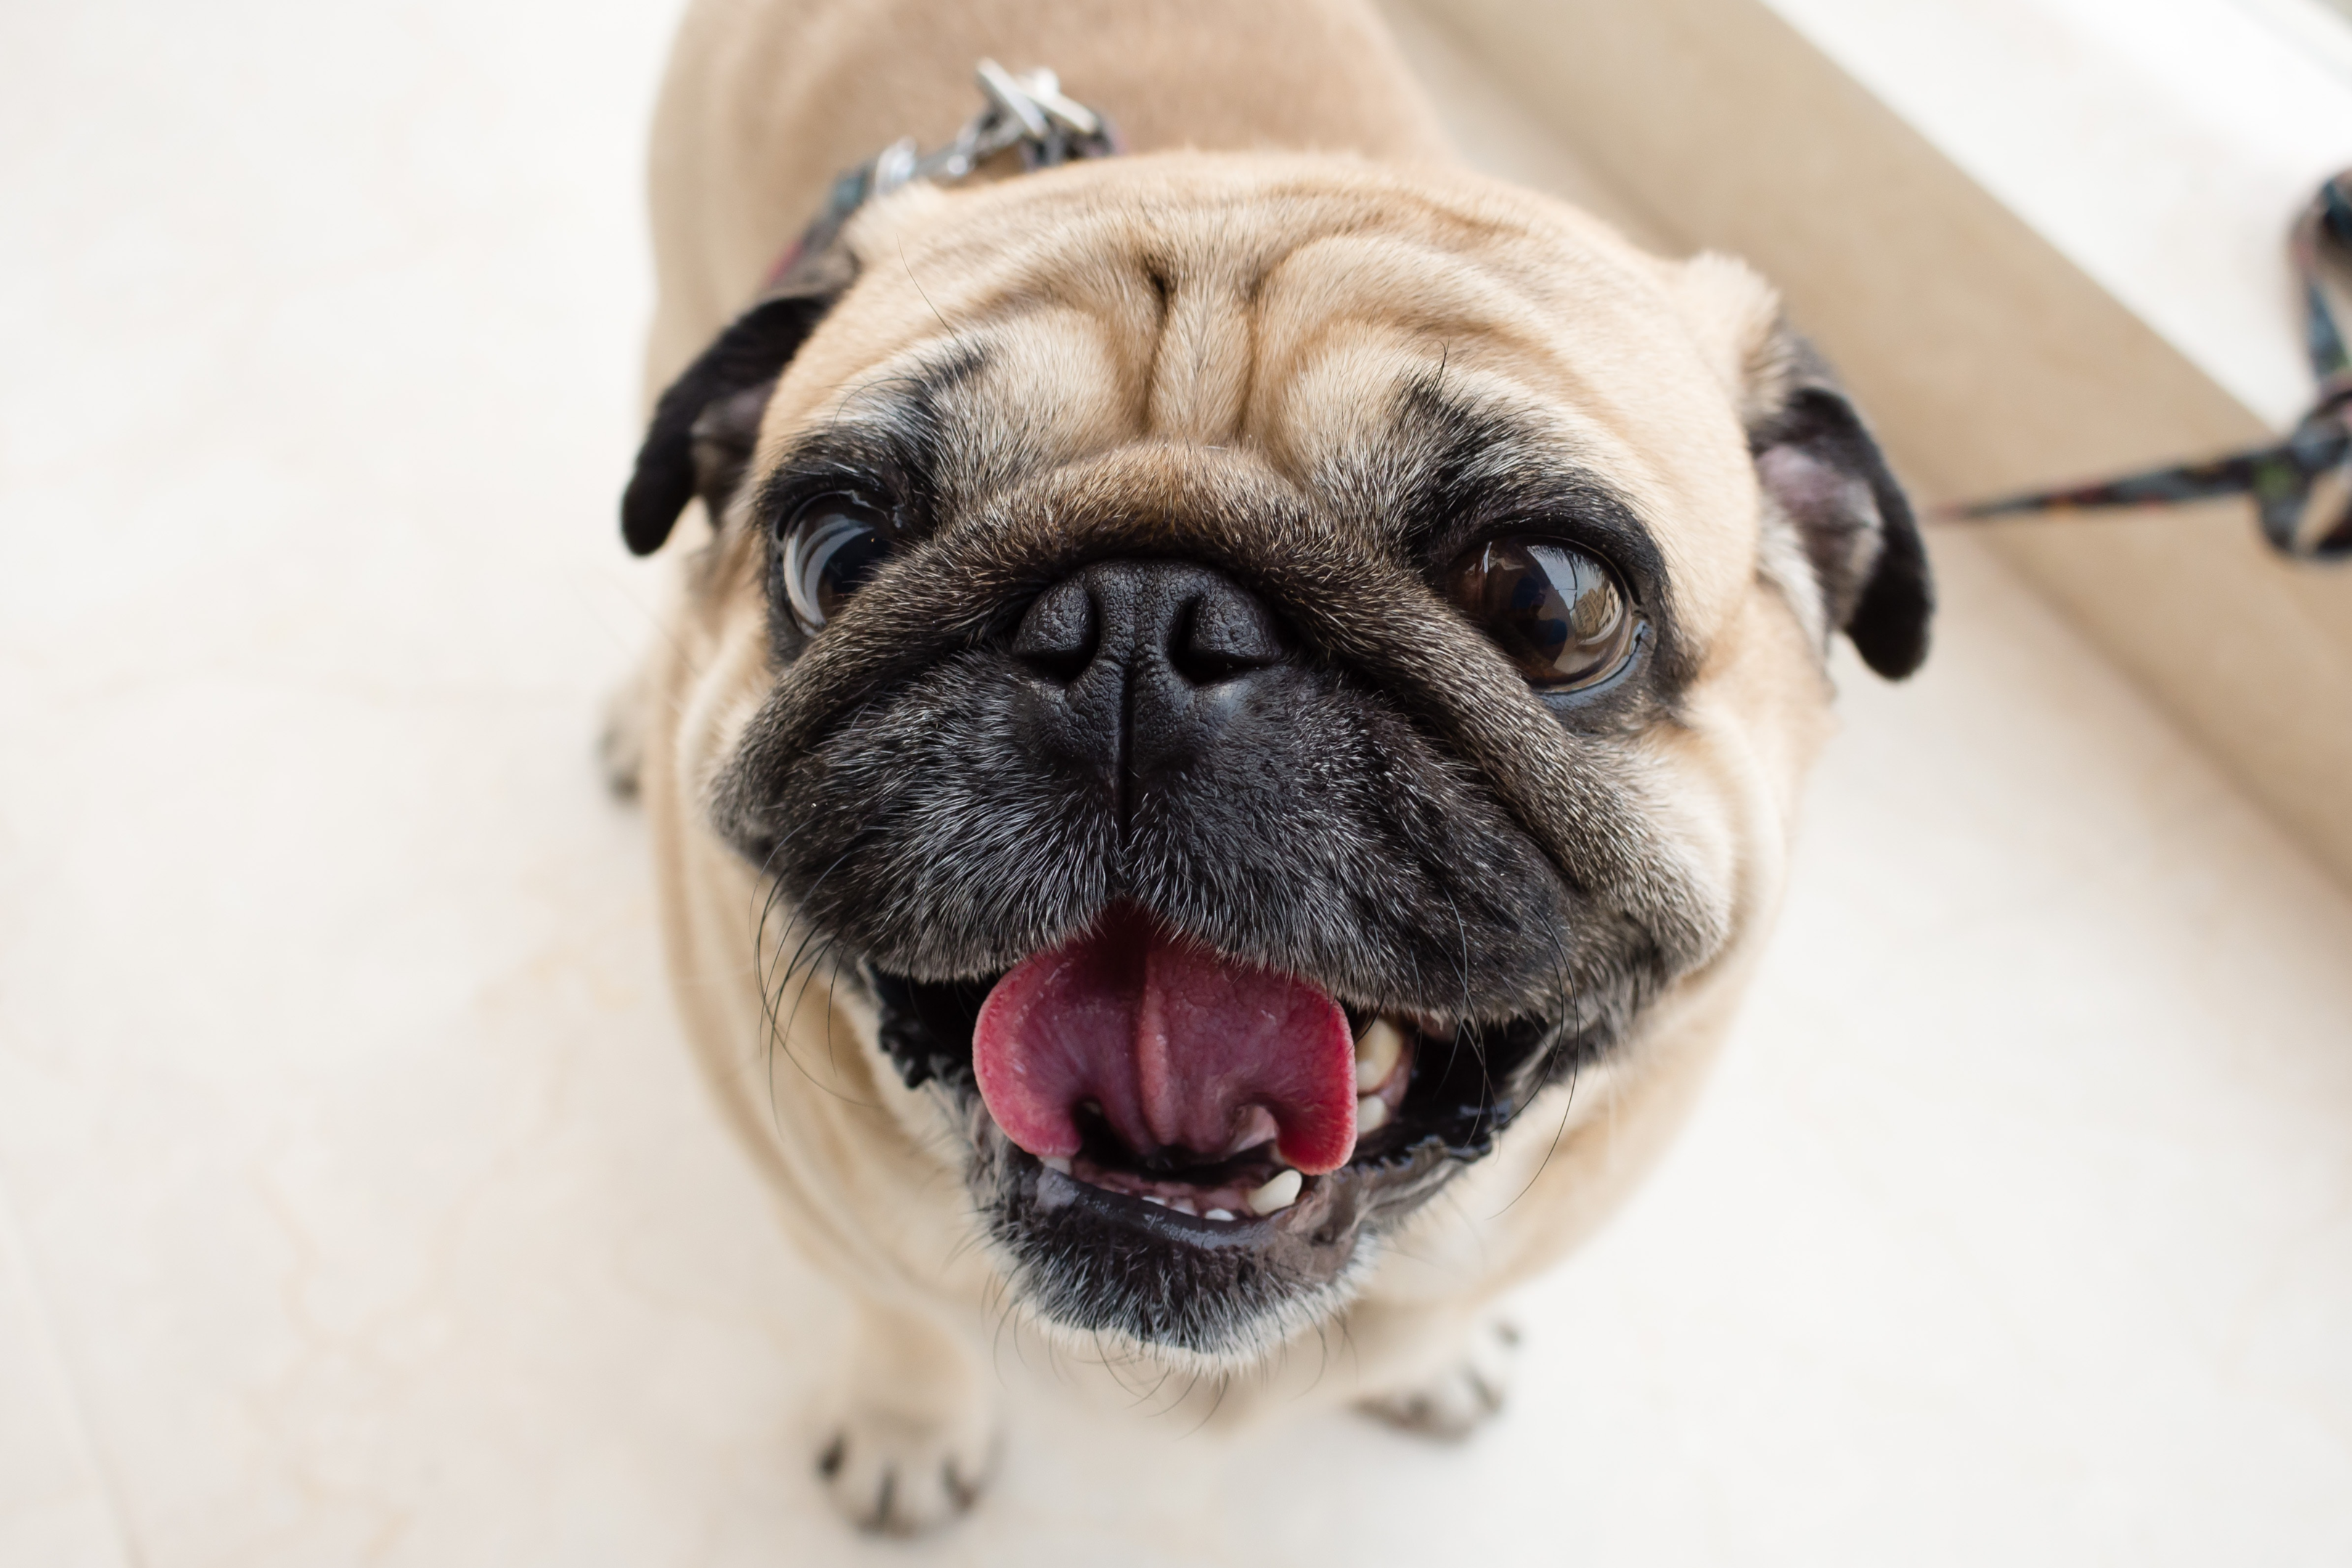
[1952,170,2352,561]
[762,60,1118,295]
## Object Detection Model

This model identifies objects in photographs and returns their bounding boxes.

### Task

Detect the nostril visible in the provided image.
[1012,577,1100,684]
[1170,585,1285,686]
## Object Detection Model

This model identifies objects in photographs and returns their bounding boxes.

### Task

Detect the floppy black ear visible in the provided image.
[621,292,838,556]
[1748,346,1934,679]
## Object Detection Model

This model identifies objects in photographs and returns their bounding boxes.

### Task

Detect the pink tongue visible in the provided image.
[972,907,1357,1174]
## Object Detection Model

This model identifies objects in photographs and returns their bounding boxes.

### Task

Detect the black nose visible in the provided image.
[1010,560,1291,830]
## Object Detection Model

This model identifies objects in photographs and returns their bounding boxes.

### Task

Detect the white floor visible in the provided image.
[5,1,2351,1564]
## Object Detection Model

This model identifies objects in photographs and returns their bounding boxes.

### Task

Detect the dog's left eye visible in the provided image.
[1445,536,1636,690]
[780,493,894,633]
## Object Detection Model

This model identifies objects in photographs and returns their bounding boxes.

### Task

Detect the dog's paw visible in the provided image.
[814,1404,997,1537]
[1357,1315,1521,1440]
[596,676,648,801]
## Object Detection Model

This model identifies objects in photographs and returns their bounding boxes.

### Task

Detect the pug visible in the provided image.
[608,0,1931,1536]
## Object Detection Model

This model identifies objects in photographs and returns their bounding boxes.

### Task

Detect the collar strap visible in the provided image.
[763,60,1118,293]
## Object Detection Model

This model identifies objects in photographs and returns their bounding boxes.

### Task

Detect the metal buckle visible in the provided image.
[869,60,1114,200]
[761,61,1116,296]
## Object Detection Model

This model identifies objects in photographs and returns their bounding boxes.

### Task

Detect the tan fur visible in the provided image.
[626,0,1838,1534]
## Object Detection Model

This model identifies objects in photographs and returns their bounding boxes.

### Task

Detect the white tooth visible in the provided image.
[1355,1018,1404,1093]
[1143,1193,1167,1207]
[1246,1169,1304,1216]
[1172,1196,1199,1217]
[1204,1208,1236,1222]
[1042,1156,1071,1175]
[1356,1095,1389,1134]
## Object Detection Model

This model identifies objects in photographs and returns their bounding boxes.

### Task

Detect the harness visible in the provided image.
[761,60,1119,296]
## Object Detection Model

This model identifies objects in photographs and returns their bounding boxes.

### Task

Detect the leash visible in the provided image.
[1951,170,2352,561]
[761,60,1119,295]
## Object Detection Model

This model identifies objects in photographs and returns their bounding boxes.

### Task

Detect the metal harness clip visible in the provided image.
[872,60,1114,198]
[764,60,1117,294]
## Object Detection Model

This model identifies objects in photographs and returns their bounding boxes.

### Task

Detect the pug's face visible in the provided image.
[626,156,1929,1363]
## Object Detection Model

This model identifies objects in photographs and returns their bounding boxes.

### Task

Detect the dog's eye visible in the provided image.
[780,494,894,633]
[1445,536,1636,689]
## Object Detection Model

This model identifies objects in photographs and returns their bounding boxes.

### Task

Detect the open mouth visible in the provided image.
[864,903,1569,1251]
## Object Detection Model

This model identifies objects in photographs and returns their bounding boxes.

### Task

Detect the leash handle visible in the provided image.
[1952,170,2352,561]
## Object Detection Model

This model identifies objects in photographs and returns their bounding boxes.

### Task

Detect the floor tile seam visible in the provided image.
[0,1124,146,1568]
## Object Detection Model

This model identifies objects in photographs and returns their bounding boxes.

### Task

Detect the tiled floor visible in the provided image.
[4,1,2350,1564]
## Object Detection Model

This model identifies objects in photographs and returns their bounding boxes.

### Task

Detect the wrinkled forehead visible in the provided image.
[758,162,1760,620]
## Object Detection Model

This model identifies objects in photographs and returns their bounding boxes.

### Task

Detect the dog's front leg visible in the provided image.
[597,658,654,801]
[1347,1299,1523,1441]
[814,1294,998,1536]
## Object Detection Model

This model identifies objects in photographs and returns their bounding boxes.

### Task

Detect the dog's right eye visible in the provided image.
[1445,536,1637,690]
[780,493,894,633]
